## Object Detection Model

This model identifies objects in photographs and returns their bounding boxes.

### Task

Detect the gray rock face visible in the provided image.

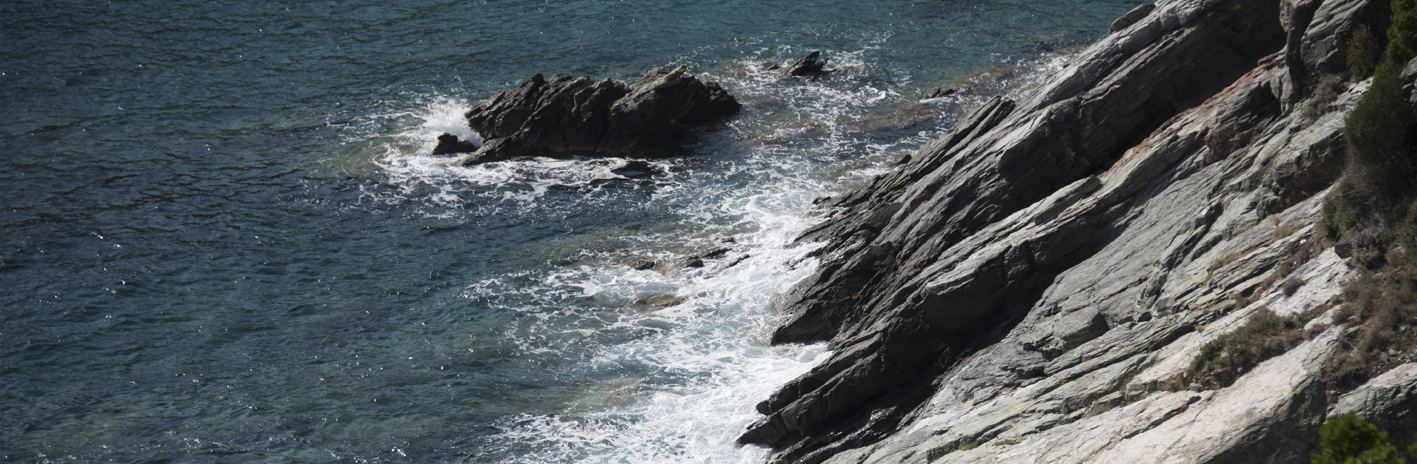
[1328,363,1417,453]
[455,65,739,166]
[1299,0,1382,74]
[1404,57,1417,108]
[738,0,1395,461]
[1109,3,1156,33]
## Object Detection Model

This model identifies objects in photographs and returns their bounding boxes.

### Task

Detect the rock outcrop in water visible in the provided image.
[780,51,831,78]
[431,132,478,155]
[743,0,1413,461]
[453,65,739,166]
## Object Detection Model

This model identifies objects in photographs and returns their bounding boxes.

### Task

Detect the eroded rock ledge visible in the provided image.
[454,65,739,166]
[744,0,1404,461]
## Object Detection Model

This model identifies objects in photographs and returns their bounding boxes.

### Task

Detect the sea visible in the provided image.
[1,1,1143,462]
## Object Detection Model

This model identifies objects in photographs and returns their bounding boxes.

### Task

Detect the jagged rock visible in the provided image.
[655,257,704,276]
[1108,3,1155,33]
[685,246,731,260]
[922,87,957,100]
[781,51,829,77]
[455,66,739,166]
[432,132,478,155]
[736,0,1389,460]
[706,254,750,277]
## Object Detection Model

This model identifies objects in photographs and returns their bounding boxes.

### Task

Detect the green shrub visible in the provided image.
[1389,0,1417,65]
[1311,413,1402,464]
[1344,62,1417,208]
[1344,0,1417,218]
[1349,25,1383,78]
[1324,180,1363,239]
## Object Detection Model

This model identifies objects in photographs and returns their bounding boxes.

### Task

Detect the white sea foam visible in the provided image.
[359,46,1081,462]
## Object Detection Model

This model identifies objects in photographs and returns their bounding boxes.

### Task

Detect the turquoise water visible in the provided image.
[2,0,1140,462]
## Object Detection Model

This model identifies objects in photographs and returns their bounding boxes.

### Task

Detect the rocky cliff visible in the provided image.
[743,0,1417,461]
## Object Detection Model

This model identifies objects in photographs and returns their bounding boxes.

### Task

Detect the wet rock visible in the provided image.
[686,246,731,260]
[611,160,661,178]
[781,51,829,77]
[922,87,957,100]
[655,257,704,276]
[432,132,479,155]
[622,256,656,270]
[706,254,750,277]
[1108,3,1155,33]
[644,295,688,307]
[456,66,739,166]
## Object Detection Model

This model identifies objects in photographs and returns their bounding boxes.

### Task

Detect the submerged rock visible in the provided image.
[454,66,739,166]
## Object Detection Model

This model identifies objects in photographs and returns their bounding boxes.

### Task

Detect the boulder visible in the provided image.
[781,51,829,77]
[454,65,739,166]
[431,132,478,155]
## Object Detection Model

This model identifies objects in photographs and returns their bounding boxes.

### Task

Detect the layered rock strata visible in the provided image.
[743,0,1407,461]
[454,65,739,166]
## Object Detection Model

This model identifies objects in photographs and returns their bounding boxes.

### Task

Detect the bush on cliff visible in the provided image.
[1168,309,1312,390]
[1349,26,1383,78]
[1324,0,1417,392]
[1343,0,1417,214]
[1311,413,1404,464]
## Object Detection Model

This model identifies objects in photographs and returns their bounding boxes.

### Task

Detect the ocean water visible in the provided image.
[1,1,1142,462]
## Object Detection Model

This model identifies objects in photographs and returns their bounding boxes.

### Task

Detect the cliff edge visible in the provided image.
[743,0,1417,461]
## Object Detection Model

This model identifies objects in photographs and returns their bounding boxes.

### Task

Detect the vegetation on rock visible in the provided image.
[1169,309,1313,390]
[1348,25,1383,78]
[1324,0,1417,391]
[1341,0,1417,218]
[1311,413,1409,464]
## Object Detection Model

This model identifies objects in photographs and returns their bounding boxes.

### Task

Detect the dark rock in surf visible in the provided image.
[431,132,479,155]
[655,257,704,276]
[922,87,957,100]
[455,66,740,166]
[611,160,661,179]
[780,51,829,77]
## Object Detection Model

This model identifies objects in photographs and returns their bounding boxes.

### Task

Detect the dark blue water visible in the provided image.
[2,1,1141,462]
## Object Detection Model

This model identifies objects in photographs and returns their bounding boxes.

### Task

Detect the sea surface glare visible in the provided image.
[1,0,1142,462]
